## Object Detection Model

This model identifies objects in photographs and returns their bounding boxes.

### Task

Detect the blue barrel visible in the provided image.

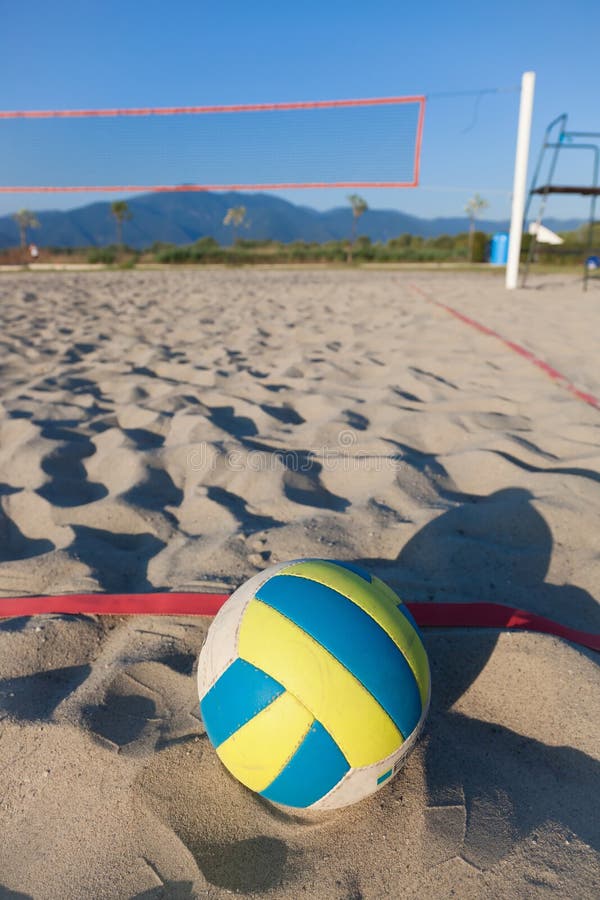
[489,232,509,265]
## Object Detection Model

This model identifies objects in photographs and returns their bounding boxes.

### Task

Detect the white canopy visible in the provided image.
[528,222,564,245]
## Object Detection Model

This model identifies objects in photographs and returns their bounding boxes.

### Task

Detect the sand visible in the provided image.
[0,268,598,899]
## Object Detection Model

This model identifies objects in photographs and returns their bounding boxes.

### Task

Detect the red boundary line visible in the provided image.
[0,95,425,119]
[410,284,600,410]
[0,592,597,652]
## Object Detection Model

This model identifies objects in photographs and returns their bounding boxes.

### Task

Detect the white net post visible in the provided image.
[506,71,536,289]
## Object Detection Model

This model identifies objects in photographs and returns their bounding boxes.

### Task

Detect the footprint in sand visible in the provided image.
[77,621,206,756]
[281,452,349,512]
[0,664,92,721]
[137,743,297,893]
[0,501,55,562]
[409,366,458,391]
[36,420,109,508]
[66,526,166,592]
[342,409,369,431]
[260,403,305,426]
[205,486,282,536]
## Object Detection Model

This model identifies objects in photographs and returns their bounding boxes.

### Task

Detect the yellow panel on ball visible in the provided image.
[216,691,313,793]
[238,598,403,767]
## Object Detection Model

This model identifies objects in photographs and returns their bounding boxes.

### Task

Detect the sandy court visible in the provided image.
[0,268,598,898]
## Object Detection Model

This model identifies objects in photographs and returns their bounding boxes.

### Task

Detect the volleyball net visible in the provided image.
[0,95,425,194]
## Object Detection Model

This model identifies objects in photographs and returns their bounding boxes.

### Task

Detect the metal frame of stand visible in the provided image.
[523,114,600,290]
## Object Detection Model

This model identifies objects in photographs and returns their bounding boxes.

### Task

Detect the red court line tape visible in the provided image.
[0,593,597,652]
[0,95,425,119]
[411,602,599,653]
[410,284,600,410]
[0,592,229,618]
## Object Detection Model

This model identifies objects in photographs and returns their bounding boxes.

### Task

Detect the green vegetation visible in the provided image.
[522,223,600,266]
[223,206,247,244]
[110,200,132,246]
[88,246,119,265]
[2,224,596,269]
[12,209,40,249]
[471,230,487,263]
[464,194,489,261]
[106,231,486,265]
[347,194,368,263]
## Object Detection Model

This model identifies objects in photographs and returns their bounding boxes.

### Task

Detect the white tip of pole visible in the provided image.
[506,71,536,290]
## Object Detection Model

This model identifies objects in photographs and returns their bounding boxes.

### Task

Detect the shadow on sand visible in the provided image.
[358,487,599,866]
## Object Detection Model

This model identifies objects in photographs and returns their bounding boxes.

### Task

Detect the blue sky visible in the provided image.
[1,0,597,221]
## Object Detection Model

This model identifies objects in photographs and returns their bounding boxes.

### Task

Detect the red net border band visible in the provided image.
[0,95,425,118]
[0,94,426,192]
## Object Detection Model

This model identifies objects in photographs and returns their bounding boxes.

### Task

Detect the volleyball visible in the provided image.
[197,559,430,811]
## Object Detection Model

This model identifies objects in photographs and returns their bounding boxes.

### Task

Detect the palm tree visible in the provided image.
[13,208,40,250]
[111,200,132,247]
[347,194,368,262]
[464,193,489,261]
[223,206,247,245]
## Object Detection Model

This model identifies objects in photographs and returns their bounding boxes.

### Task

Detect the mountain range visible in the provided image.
[0,192,584,250]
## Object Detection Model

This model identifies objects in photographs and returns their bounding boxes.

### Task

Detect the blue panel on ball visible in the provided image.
[200,658,285,748]
[260,720,350,807]
[396,602,422,637]
[255,575,422,739]
[330,560,372,582]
